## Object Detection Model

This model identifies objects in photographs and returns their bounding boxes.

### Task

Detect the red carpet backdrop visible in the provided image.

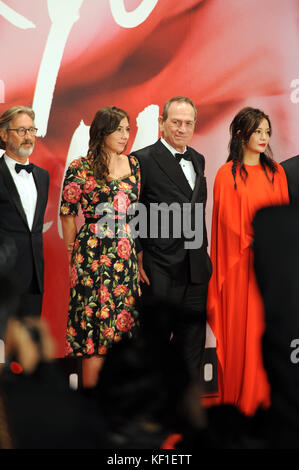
[0,0,298,356]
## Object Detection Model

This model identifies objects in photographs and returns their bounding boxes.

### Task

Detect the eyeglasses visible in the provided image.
[7,127,38,137]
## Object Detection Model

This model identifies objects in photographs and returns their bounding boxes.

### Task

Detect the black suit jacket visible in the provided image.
[280,155,299,204]
[132,140,212,284]
[0,156,49,294]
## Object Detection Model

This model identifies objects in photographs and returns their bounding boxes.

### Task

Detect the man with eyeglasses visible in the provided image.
[0,106,49,318]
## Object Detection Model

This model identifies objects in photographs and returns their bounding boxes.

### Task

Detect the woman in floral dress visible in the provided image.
[60,106,140,387]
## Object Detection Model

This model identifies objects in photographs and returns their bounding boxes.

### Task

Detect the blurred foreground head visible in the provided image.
[253,205,299,448]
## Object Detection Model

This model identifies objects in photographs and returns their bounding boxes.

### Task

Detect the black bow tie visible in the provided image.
[175,150,192,162]
[15,163,34,174]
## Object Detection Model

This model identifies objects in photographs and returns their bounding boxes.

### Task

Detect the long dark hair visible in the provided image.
[87,106,129,183]
[227,107,277,189]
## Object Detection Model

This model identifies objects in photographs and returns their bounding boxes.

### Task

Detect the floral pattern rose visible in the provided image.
[83,176,97,193]
[114,284,128,297]
[103,328,114,340]
[100,285,110,303]
[70,265,78,288]
[117,238,131,260]
[116,310,134,332]
[86,338,95,355]
[63,181,82,204]
[113,190,131,213]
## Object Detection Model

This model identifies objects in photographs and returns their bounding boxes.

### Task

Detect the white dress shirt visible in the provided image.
[160,138,196,190]
[4,154,37,230]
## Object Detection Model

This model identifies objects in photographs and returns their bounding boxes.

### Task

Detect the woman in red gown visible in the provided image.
[207,107,289,416]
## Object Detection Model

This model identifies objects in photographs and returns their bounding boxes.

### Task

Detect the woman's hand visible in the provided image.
[60,215,77,276]
[137,250,150,285]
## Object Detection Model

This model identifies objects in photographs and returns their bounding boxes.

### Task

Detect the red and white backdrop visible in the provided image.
[0,0,298,357]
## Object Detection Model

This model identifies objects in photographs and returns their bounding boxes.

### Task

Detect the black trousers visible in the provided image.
[140,260,208,378]
[17,271,43,318]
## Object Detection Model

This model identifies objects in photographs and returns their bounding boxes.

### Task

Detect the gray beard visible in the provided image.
[18,145,34,158]
[7,141,34,158]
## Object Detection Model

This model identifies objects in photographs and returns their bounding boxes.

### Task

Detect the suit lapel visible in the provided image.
[190,152,203,204]
[153,140,193,200]
[0,156,29,228]
[32,166,45,231]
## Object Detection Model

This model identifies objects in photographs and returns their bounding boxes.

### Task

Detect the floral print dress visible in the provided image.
[60,156,141,357]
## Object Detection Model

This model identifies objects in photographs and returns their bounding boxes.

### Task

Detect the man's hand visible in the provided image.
[137,250,150,285]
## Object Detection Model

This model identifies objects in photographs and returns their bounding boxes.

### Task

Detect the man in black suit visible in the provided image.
[0,106,49,317]
[132,96,212,377]
[280,155,299,204]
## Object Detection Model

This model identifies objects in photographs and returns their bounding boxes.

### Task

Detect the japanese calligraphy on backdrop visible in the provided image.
[0,0,298,357]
